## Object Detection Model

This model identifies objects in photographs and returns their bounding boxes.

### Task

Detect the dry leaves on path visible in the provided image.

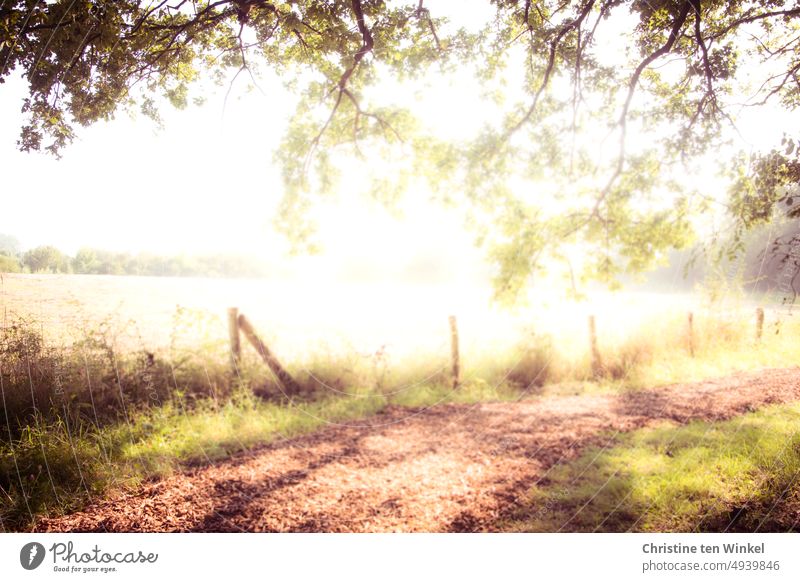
[38,368,800,532]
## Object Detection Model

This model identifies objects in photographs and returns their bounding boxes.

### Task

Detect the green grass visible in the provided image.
[3,306,800,531]
[0,372,530,530]
[122,378,525,474]
[118,390,389,473]
[502,402,800,532]
[0,390,390,529]
[388,379,521,407]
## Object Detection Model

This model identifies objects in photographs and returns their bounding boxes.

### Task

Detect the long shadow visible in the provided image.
[39,376,800,533]
[458,385,793,532]
[480,398,800,533]
[182,403,587,531]
[189,437,368,531]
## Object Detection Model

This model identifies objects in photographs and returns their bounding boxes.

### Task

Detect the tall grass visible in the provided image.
[535,308,800,391]
[0,313,234,439]
[1,304,798,530]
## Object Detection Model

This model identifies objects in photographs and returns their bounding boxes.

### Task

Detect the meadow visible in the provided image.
[1,273,799,531]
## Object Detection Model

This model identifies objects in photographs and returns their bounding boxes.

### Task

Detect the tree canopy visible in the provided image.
[22,244,65,272]
[3,1,800,299]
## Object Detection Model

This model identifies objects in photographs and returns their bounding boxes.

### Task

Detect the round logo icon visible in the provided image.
[20,542,46,570]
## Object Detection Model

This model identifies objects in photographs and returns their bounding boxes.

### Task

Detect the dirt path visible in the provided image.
[38,368,800,532]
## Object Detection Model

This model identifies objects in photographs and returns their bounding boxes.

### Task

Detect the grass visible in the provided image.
[0,309,522,530]
[502,402,800,532]
[2,301,800,531]
[536,309,800,394]
[0,377,521,530]
[0,389,389,528]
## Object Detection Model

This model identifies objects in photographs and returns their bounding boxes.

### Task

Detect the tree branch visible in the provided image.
[507,0,596,137]
[583,0,693,227]
[710,7,800,40]
[301,0,375,181]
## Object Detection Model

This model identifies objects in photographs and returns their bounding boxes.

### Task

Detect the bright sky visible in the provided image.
[0,0,501,286]
[0,0,795,288]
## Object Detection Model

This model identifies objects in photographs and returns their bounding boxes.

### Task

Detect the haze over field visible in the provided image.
[0,271,777,363]
[3,0,800,540]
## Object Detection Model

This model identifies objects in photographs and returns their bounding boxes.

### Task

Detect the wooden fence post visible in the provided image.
[237,314,301,396]
[449,315,460,389]
[228,307,241,374]
[756,307,764,343]
[589,315,603,378]
[687,311,695,358]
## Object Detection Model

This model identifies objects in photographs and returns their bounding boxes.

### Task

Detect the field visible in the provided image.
[0,271,781,364]
[2,273,800,532]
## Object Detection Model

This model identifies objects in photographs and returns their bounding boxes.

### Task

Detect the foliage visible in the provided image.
[67,247,269,277]
[505,332,556,389]
[5,239,269,277]
[4,1,800,299]
[22,245,66,273]
[0,252,21,273]
[0,317,212,440]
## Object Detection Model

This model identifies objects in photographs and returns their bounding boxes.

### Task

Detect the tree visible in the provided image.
[0,252,22,273]
[72,247,99,273]
[23,245,64,273]
[3,1,800,300]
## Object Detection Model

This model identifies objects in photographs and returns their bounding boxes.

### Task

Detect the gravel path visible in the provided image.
[38,368,800,532]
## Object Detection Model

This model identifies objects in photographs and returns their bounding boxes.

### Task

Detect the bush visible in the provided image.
[506,333,555,389]
[0,254,21,273]
[602,338,655,380]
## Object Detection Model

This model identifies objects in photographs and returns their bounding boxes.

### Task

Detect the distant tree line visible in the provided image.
[0,235,268,278]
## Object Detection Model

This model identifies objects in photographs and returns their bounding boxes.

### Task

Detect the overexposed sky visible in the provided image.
[0,70,284,254]
[0,0,499,285]
[0,1,795,286]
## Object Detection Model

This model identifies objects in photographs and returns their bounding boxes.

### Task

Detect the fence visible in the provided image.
[227,306,775,390]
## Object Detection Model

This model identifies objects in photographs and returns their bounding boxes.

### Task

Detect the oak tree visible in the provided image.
[3,1,800,298]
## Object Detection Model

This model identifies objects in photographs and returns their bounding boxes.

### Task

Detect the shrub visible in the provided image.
[506,333,555,389]
[0,254,21,273]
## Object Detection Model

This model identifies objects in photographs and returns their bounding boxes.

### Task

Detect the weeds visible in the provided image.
[1,304,798,531]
